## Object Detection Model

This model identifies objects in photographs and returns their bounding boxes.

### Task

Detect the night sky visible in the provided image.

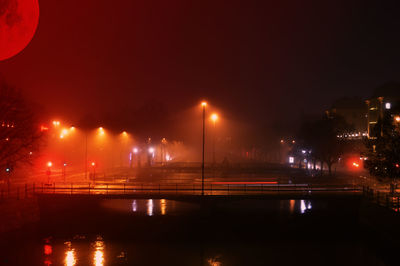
[1,0,400,141]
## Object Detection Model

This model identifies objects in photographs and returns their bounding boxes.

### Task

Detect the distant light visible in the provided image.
[395,116,400,122]
[5,168,10,172]
[40,125,49,132]
[133,148,138,154]
[148,147,155,153]
[47,162,52,167]
[292,140,295,144]
[352,162,359,168]
[70,126,75,131]
[211,113,218,122]
[289,156,294,164]
[301,150,306,154]
[166,154,171,161]
[64,163,67,167]
[280,139,284,143]
[201,101,207,107]
[98,127,105,135]
[121,131,128,136]
[385,102,391,110]
[91,162,96,166]
[52,121,60,126]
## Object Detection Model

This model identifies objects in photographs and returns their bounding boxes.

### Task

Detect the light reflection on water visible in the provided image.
[300,200,312,214]
[64,241,76,266]
[108,199,313,216]
[130,199,168,216]
[93,237,105,266]
[132,200,137,212]
[147,199,154,216]
[161,199,167,215]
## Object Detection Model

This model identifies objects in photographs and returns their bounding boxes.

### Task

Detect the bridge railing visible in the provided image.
[363,186,400,212]
[0,182,362,200]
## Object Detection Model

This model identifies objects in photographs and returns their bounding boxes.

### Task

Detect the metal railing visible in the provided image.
[363,186,400,212]
[0,182,362,199]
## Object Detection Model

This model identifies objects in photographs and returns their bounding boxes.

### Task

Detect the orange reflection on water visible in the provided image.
[289,200,295,214]
[160,199,167,215]
[93,238,105,266]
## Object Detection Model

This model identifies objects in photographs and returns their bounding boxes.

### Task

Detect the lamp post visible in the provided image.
[63,163,67,182]
[201,101,207,196]
[85,132,88,180]
[46,161,52,184]
[91,162,96,182]
[211,113,218,165]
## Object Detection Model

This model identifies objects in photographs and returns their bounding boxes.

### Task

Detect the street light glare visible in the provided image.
[98,127,105,135]
[47,161,52,167]
[133,148,138,153]
[149,147,155,153]
[211,113,218,122]
[201,101,207,107]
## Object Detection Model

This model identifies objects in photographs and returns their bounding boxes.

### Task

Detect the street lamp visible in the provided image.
[63,163,67,182]
[210,113,218,165]
[46,161,52,184]
[91,162,96,182]
[201,101,207,196]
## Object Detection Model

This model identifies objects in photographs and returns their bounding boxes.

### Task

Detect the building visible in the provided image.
[366,83,400,138]
[326,97,368,139]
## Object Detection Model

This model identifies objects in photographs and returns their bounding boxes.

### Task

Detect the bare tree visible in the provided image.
[0,80,43,178]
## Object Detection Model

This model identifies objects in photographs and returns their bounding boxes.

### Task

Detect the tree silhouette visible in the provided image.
[364,114,400,181]
[0,81,43,179]
[297,114,353,175]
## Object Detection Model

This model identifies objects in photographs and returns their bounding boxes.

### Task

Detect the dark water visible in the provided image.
[0,196,392,265]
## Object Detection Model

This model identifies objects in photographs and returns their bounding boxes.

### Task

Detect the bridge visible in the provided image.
[0,181,362,201]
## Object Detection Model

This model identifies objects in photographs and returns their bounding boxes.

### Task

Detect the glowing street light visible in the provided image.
[98,127,105,136]
[211,113,218,122]
[395,116,400,122]
[91,162,96,182]
[201,101,207,196]
[46,161,52,184]
[210,113,219,165]
[133,147,138,154]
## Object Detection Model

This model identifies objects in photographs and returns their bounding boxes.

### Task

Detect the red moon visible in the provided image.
[0,0,39,61]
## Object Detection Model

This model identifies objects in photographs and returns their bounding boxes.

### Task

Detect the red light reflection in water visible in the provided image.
[44,244,52,255]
